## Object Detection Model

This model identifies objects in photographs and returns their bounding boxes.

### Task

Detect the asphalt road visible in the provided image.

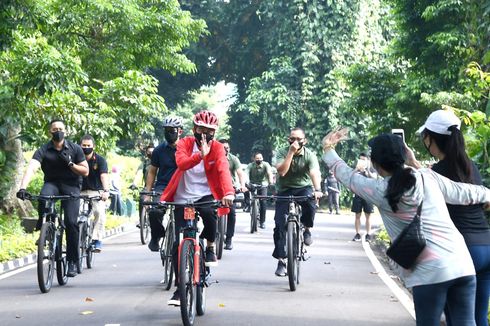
[0,210,415,326]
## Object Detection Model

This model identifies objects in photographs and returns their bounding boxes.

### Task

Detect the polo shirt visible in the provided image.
[247,161,272,185]
[82,153,108,191]
[151,141,177,191]
[274,146,319,192]
[32,139,86,187]
[226,153,241,187]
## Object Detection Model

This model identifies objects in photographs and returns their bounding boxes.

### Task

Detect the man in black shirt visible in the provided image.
[17,119,88,277]
[80,134,110,252]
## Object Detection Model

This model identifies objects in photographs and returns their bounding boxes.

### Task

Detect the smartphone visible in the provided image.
[391,128,405,143]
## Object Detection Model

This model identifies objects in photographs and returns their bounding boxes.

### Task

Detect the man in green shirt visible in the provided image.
[246,152,274,229]
[219,139,247,250]
[273,127,323,277]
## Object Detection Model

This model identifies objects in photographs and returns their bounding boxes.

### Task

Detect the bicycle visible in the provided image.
[24,192,73,293]
[247,183,267,233]
[257,194,313,291]
[77,194,102,273]
[139,190,162,245]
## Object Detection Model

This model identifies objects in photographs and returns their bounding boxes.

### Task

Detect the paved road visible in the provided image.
[0,210,415,326]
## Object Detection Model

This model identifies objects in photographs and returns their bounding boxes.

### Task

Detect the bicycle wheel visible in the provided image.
[216,215,225,259]
[86,220,94,269]
[196,244,206,316]
[287,221,298,291]
[139,206,150,244]
[161,218,174,290]
[77,222,87,274]
[250,200,258,233]
[56,230,68,286]
[37,222,56,293]
[179,239,197,326]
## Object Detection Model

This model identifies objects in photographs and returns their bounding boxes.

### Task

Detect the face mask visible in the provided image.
[255,160,262,165]
[82,147,93,155]
[164,130,178,144]
[194,132,214,144]
[289,140,304,149]
[51,131,64,142]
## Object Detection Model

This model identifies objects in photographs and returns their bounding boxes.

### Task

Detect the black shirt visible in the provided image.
[82,153,108,191]
[432,159,490,245]
[151,142,177,192]
[33,139,86,187]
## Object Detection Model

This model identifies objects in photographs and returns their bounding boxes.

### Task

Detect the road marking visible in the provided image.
[0,264,36,280]
[362,237,416,320]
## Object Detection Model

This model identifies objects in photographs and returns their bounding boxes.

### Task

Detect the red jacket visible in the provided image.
[161,136,234,215]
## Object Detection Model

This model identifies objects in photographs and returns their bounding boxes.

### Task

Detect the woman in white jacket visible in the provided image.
[322,129,490,326]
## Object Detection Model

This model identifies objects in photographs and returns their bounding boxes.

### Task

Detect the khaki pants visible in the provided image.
[80,190,107,241]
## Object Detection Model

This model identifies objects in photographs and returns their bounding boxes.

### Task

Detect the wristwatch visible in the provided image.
[68,162,74,167]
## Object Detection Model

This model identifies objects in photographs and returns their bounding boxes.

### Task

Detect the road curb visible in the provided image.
[0,223,135,276]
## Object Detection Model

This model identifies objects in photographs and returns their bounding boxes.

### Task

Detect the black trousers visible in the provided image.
[256,186,268,224]
[172,195,217,286]
[149,207,166,240]
[38,182,80,263]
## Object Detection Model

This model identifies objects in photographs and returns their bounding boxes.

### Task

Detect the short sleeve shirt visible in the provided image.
[32,139,86,187]
[274,146,320,192]
[151,142,177,192]
[226,153,241,187]
[247,161,272,186]
[82,153,108,191]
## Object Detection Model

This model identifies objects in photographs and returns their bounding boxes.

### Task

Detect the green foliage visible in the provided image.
[0,214,37,263]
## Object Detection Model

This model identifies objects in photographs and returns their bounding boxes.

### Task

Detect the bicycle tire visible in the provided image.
[139,206,150,244]
[250,200,258,233]
[179,239,197,326]
[161,217,174,291]
[56,229,68,286]
[37,222,55,293]
[86,220,94,269]
[287,221,298,291]
[196,244,206,316]
[216,215,225,259]
[77,222,86,274]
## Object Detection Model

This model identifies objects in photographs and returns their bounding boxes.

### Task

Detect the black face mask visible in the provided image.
[82,147,93,155]
[51,131,64,142]
[289,140,304,149]
[164,130,179,144]
[255,160,262,165]
[194,132,214,144]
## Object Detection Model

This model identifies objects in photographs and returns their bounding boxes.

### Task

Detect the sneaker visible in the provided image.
[275,260,287,277]
[224,238,233,250]
[365,234,371,242]
[205,247,218,267]
[303,229,313,246]
[93,240,102,253]
[167,290,180,306]
[328,210,332,214]
[335,211,340,215]
[148,238,160,252]
[259,223,266,229]
[67,261,77,277]
[352,233,361,242]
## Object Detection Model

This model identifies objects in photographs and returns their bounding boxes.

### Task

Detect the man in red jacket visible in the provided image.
[161,110,235,306]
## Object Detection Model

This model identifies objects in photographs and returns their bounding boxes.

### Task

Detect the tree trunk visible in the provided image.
[0,124,33,216]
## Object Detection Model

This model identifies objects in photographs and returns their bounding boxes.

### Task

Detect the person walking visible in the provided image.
[324,170,340,214]
[323,129,490,326]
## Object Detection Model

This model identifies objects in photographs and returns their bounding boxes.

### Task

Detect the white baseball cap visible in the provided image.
[416,110,461,135]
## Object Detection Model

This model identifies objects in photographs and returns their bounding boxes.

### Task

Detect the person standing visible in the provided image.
[79,134,110,252]
[17,119,89,277]
[246,152,274,228]
[273,127,323,277]
[325,170,340,214]
[219,139,247,250]
[146,116,184,251]
[415,109,490,326]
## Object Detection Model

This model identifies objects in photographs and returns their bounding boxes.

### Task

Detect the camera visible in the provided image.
[391,128,405,143]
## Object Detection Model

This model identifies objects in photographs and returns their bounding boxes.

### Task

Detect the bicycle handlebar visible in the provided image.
[254,194,315,202]
[79,194,102,201]
[142,200,224,208]
[139,190,162,197]
[24,192,82,202]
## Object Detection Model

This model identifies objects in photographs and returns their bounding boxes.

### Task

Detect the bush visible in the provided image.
[0,213,37,263]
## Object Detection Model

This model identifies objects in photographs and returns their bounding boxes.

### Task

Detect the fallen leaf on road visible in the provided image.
[85,297,94,302]
[15,315,21,319]
[218,303,225,308]
[323,261,331,265]
[370,271,379,274]
[80,311,94,315]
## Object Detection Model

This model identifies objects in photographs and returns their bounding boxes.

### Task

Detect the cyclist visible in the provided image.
[273,127,323,277]
[145,116,184,252]
[80,134,110,252]
[219,139,247,250]
[246,152,274,229]
[161,110,234,306]
[17,119,88,277]
[131,144,155,189]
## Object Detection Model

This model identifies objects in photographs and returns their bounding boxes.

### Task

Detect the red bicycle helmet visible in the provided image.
[193,110,219,129]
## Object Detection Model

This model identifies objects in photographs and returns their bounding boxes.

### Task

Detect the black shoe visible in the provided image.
[336,211,340,215]
[224,238,233,250]
[352,233,361,242]
[67,261,77,277]
[365,234,371,242]
[275,260,287,277]
[148,238,160,252]
[167,290,180,306]
[205,247,218,267]
[303,229,313,246]
[259,223,266,229]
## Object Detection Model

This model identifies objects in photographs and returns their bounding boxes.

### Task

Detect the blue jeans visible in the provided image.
[413,275,476,326]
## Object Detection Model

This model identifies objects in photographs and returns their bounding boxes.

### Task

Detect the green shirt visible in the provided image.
[226,153,241,187]
[274,146,320,192]
[247,161,272,186]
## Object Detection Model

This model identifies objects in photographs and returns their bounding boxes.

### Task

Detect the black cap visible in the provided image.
[368,134,406,166]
